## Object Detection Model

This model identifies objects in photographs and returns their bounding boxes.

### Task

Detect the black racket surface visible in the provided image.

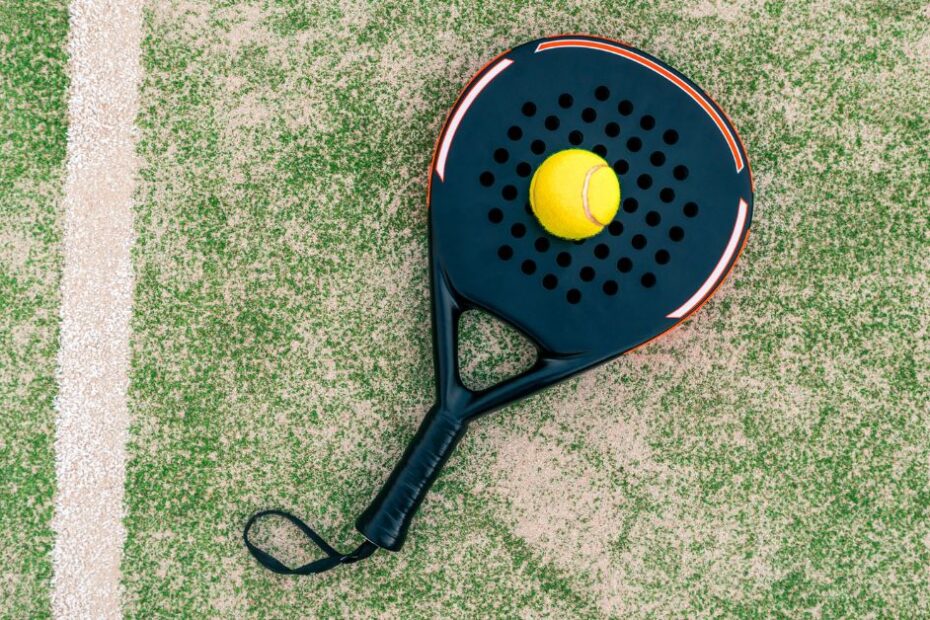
[430,35,753,362]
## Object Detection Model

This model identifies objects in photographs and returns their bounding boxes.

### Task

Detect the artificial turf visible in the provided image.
[0,2,69,618]
[122,1,929,617]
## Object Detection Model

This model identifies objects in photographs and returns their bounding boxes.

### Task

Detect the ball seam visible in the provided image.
[581,164,610,226]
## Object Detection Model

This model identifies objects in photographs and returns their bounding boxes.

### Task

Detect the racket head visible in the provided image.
[429,35,753,363]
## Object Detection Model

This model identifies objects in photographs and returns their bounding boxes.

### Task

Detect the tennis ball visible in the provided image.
[529,149,621,240]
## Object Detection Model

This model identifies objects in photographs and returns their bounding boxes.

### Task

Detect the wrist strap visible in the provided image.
[243,509,377,575]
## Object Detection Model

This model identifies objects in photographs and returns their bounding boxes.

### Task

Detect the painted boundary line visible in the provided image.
[52,1,142,618]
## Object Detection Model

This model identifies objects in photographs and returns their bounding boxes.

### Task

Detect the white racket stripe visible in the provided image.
[667,198,749,319]
[435,58,514,182]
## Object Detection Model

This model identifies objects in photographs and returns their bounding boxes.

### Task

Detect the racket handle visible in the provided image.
[356,404,467,551]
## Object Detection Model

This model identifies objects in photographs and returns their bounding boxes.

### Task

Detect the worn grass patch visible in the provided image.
[125,1,929,617]
[0,2,69,618]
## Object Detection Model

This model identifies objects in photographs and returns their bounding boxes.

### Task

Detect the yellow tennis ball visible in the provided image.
[529,149,621,240]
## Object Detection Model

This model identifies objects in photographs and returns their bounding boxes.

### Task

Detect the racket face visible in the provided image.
[429,36,753,360]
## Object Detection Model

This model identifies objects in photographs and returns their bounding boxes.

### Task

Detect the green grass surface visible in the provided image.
[0,2,69,617]
[125,1,929,617]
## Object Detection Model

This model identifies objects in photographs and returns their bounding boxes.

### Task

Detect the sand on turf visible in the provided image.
[123,1,930,617]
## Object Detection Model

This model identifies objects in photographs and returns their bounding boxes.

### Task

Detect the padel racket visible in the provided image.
[245,34,753,574]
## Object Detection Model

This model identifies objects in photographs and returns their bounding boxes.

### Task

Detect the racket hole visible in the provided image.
[650,151,666,166]
[645,211,661,226]
[618,100,634,115]
[543,274,558,289]
[617,257,633,273]
[655,249,670,264]
[558,93,574,108]
[566,289,582,304]
[594,243,610,259]
[637,174,653,189]
[663,129,679,145]
[522,102,537,117]
[605,122,620,138]
[613,159,629,175]
[535,237,550,252]
[580,266,595,281]
[516,162,532,177]
[480,171,494,187]
[603,280,618,295]
[531,139,546,154]
[626,137,642,152]
[556,252,572,267]
[494,148,509,164]
[569,130,584,146]
[674,165,689,180]
[608,221,624,236]
[545,115,560,130]
[669,226,685,242]
[641,272,657,288]
[632,234,647,250]
[593,144,607,157]
[488,208,503,223]
[640,115,656,130]
[502,185,517,201]
[507,125,523,140]
[521,259,537,275]
[622,197,639,213]
[595,85,610,101]
[660,187,675,203]
[511,223,526,238]
[525,202,533,215]
[683,201,699,217]
[498,245,513,260]
[573,239,586,246]
[581,108,597,123]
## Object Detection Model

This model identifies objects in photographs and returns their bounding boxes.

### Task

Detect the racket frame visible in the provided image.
[359,33,754,553]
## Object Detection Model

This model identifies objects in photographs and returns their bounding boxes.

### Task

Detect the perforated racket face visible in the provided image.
[429,36,753,359]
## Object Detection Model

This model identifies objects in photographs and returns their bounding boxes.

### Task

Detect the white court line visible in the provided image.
[52,1,142,618]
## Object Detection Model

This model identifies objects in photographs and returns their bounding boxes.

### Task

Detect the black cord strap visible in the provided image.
[243,510,377,575]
